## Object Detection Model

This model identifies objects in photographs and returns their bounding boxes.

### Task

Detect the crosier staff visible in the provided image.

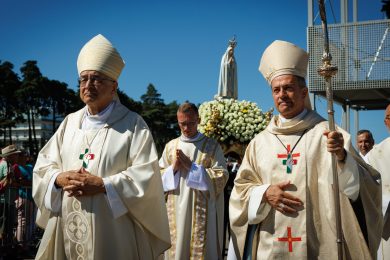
[317,0,343,259]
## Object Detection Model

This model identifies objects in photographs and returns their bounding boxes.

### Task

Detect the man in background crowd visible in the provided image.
[356,129,375,162]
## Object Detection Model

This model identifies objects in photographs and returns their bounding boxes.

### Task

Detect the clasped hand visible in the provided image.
[55,168,105,197]
[173,149,192,173]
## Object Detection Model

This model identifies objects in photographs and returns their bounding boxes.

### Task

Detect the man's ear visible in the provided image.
[112,81,118,94]
[302,87,308,98]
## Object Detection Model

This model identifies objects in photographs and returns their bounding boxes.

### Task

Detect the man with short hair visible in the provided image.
[228,40,382,259]
[33,34,170,260]
[159,102,228,259]
[356,129,375,162]
[366,104,390,259]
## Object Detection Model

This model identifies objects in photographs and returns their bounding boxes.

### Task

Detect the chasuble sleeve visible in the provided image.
[161,165,180,192]
[229,138,266,257]
[186,163,209,191]
[44,172,62,212]
[331,126,361,201]
[104,115,171,257]
[248,185,272,224]
[159,141,181,191]
[159,144,171,174]
[333,150,360,201]
[330,125,382,257]
[102,177,128,218]
[33,116,68,228]
[203,143,228,199]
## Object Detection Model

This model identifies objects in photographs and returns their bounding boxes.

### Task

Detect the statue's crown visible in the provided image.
[229,36,237,48]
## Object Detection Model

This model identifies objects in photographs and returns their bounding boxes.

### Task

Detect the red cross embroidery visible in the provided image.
[277,226,302,252]
[277,145,300,173]
[277,144,300,160]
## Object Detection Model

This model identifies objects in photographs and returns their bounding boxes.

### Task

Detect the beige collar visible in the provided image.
[267,110,325,135]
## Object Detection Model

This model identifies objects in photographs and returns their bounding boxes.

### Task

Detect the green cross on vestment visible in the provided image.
[277,145,300,174]
[79,148,95,168]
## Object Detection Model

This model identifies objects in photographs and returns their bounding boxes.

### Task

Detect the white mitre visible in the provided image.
[259,40,311,110]
[77,34,125,80]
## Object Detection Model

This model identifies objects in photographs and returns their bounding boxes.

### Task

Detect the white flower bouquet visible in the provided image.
[199,98,273,145]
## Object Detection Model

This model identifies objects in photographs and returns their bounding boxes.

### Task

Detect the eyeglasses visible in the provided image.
[78,75,115,87]
[178,121,198,127]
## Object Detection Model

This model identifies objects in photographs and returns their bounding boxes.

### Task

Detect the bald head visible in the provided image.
[385,104,390,132]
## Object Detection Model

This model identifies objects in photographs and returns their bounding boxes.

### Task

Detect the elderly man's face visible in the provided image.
[79,70,117,112]
[271,75,308,119]
[357,133,374,156]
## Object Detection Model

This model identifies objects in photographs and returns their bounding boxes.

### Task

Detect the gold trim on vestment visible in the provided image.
[167,191,177,259]
[188,138,210,259]
[166,139,179,258]
[190,190,208,260]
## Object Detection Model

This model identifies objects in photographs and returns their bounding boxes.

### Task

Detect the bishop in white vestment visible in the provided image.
[33,34,170,260]
[228,40,382,260]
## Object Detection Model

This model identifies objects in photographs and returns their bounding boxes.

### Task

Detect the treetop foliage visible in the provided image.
[0,60,179,156]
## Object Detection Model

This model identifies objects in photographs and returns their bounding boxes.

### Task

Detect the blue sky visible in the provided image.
[1,0,388,144]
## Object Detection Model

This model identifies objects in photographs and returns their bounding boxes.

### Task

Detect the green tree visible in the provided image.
[140,84,179,155]
[65,88,84,114]
[17,60,46,156]
[117,89,142,114]
[42,78,83,133]
[0,61,21,146]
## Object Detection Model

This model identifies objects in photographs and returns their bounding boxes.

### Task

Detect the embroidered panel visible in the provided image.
[189,190,208,259]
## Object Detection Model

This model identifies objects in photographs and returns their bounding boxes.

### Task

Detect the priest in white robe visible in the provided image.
[159,102,228,259]
[228,40,382,260]
[33,34,171,260]
[366,104,390,260]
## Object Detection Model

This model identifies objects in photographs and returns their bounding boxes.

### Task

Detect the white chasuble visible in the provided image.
[366,137,390,260]
[229,110,382,260]
[159,134,228,260]
[61,128,106,259]
[33,101,171,260]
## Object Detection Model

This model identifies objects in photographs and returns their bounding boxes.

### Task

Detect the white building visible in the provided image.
[11,114,63,152]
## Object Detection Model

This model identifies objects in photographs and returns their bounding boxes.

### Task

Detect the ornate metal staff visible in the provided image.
[317,1,343,259]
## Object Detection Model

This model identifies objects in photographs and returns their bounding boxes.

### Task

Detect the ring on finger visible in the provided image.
[278,202,285,209]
